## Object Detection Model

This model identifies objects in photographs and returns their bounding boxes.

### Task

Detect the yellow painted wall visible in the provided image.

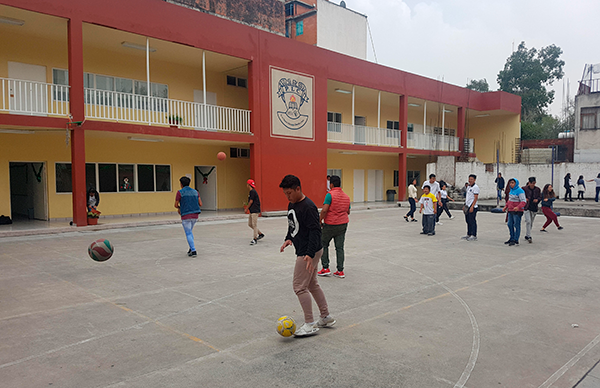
[0,31,68,82]
[468,114,520,163]
[327,152,399,202]
[0,132,250,219]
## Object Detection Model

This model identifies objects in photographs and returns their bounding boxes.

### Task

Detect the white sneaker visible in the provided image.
[467,236,478,241]
[294,322,319,337]
[461,235,470,240]
[250,239,257,245]
[317,315,336,327]
[436,222,443,225]
[449,215,455,219]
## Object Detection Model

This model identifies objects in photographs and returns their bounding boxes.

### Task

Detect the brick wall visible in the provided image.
[166,0,285,34]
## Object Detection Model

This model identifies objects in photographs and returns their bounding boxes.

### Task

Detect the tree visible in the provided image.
[497,42,564,121]
[520,98,575,140]
[466,78,489,92]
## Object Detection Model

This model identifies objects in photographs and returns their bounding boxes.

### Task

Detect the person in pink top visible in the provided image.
[317,175,351,279]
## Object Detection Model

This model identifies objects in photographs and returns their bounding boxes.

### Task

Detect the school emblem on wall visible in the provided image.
[271,67,314,140]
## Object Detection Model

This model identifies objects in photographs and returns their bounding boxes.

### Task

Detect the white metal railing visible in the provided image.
[407,132,460,152]
[0,77,70,117]
[464,138,475,153]
[84,88,251,133]
[327,122,401,147]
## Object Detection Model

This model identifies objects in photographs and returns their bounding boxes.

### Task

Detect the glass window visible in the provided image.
[296,20,304,36]
[95,75,115,91]
[237,78,247,88]
[155,165,171,192]
[137,164,155,192]
[394,170,399,187]
[581,107,599,130]
[55,163,72,193]
[285,3,294,16]
[98,164,117,192]
[134,80,148,96]
[118,164,134,192]
[407,123,414,132]
[226,76,237,86]
[86,163,96,190]
[52,69,69,102]
[83,73,94,89]
[387,120,400,130]
[407,171,420,186]
[151,83,168,98]
[115,78,133,94]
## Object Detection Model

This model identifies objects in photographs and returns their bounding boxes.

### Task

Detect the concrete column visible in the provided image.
[398,153,407,201]
[68,18,87,227]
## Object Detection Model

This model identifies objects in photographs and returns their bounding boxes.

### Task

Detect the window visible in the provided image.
[407,170,420,186]
[230,147,250,159]
[52,69,69,101]
[86,163,96,190]
[99,164,117,193]
[407,123,414,132]
[227,76,247,88]
[387,120,400,130]
[327,112,342,133]
[434,127,456,136]
[581,107,600,130]
[118,164,135,192]
[155,165,171,192]
[393,170,398,187]
[285,3,294,16]
[55,163,72,193]
[55,163,97,193]
[137,164,155,192]
[296,20,304,36]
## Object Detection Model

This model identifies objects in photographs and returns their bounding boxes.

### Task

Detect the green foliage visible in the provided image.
[521,98,574,140]
[497,42,564,121]
[466,78,489,92]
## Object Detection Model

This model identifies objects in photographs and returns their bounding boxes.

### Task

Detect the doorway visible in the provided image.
[367,169,384,202]
[353,169,364,202]
[195,166,217,211]
[8,62,48,115]
[9,162,48,220]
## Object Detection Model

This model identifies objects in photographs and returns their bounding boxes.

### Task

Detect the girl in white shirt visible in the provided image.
[404,179,418,222]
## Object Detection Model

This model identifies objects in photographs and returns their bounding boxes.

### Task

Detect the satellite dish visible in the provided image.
[340,1,346,8]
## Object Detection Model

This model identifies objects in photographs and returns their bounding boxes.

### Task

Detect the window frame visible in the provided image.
[296,20,304,36]
[581,107,600,130]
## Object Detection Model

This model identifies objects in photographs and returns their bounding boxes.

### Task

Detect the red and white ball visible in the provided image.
[88,239,114,262]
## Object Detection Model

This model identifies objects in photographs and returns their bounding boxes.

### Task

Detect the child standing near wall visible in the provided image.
[419,185,437,236]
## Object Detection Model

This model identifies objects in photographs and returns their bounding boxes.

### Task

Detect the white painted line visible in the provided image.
[537,332,600,388]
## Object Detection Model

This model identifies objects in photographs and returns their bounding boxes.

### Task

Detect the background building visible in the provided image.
[574,63,600,162]
[0,0,520,226]
[285,0,367,59]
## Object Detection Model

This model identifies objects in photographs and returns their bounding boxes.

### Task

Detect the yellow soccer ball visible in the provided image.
[277,316,296,337]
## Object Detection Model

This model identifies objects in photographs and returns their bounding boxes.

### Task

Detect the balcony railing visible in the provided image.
[407,132,459,152]
[0,77,70,117]
[578,79,600,95]
[84,89,251,133]
[327,122,401,147]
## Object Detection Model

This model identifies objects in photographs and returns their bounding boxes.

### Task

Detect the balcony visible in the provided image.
[0,78,70,117]
[578,79,600,95]
[327,122,401,147]
[407,132,459,152]
[83,89,251,133]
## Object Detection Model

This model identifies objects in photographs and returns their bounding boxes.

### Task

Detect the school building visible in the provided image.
[0,0,521,226]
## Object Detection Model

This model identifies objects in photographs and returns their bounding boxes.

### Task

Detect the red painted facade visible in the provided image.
[0,0,521,221]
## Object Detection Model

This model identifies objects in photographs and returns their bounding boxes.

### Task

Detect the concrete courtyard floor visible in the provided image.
[1,208,599,388]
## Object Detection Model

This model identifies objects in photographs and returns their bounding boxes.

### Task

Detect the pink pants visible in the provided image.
[293,249,329,323]
[542,206,560,229]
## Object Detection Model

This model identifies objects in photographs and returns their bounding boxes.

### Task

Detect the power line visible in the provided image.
[366,18,378,64]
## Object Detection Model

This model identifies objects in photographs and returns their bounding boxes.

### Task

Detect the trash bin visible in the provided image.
[386,189,396,202]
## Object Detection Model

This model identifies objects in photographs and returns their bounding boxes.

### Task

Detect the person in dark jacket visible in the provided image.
[495,173,505,203]
[577,175,586,200]
[541,184,563,232]
[563,173,574,202]
[522,177,541,243]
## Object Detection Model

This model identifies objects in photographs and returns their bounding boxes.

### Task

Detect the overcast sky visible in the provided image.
[346,0,598,116]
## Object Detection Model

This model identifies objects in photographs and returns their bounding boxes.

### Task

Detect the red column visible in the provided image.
[457,107,466,152]
[68,18,87,226]
[248,59,262,196]
[398,95,408,201]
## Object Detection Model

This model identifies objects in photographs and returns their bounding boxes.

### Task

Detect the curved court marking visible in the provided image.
[400,266,480,388]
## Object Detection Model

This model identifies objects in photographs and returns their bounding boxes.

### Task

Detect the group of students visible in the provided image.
[174,174,349,337]
[563,173,600,202]
[502,176,563,246]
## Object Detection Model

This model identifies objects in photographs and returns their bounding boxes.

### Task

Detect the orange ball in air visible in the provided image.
[217,152,226,161]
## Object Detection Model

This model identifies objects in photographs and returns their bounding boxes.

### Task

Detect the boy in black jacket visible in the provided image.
[279,175,336,337]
